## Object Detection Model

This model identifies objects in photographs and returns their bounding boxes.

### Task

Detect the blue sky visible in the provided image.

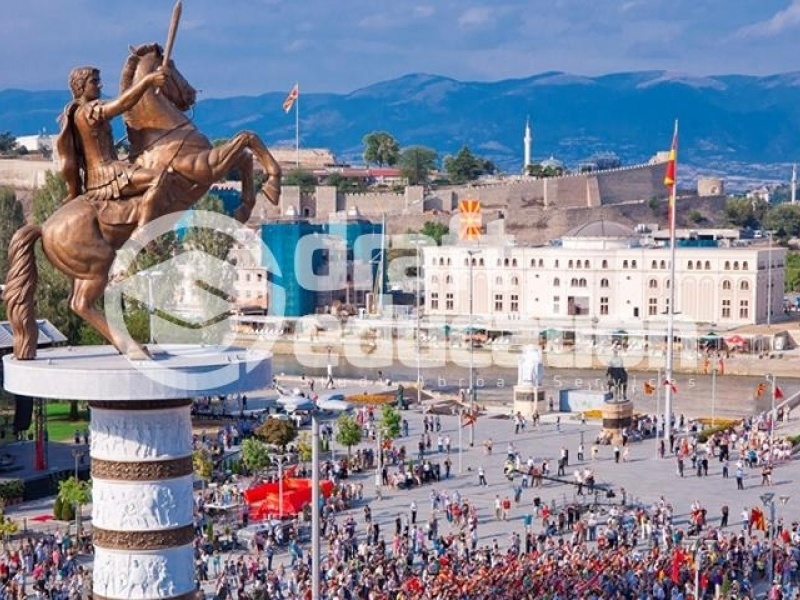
[2,0,799,98]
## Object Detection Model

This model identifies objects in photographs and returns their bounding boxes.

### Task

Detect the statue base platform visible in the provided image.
[601,399,634,445]
[512,384,544,419]
[3,344,271,600]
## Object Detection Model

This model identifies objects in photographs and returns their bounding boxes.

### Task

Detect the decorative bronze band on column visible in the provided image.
[89,399,192,411]
[94,590,200,600]
[92,456,193,480]
[93,524,195,550]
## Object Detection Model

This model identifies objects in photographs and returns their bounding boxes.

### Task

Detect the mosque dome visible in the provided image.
[564,220,635,239]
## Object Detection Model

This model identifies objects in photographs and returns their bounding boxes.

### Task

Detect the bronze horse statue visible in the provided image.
[4,43,281,360]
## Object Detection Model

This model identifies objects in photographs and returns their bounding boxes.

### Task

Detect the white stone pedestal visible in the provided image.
[512,384,544,419]
[3,345,271,600]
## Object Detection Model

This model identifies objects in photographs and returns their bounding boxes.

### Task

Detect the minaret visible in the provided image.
[523,117,532,174]
[792,163,797,204]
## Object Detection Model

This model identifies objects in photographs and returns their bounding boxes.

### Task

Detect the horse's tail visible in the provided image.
[4,224,43,360]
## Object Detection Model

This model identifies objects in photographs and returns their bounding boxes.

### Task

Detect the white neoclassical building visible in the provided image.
[423,221,785,334]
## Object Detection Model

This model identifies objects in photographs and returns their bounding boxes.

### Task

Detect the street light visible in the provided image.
[466,249,481,447]
[408,237,429,409]
[145,270,163,346]
[711,352,718,428]
[767,231,774,327]
[71,449,86,537]
[272,454,287,519]
[311,412,320,600]
[760,492,776,586]
[767,374,777,463]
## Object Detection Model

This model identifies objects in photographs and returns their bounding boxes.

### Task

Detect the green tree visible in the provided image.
[0,132,17,155]
[57,476,91,534]
[420,221,449,245]
[334,414,362,457]
[363,131,400,167]
[444,146,495,184]
[526,163,564,178]
[0,187,25,283]
[379,404,402,441]
[255,418,297,451]
[785,252,800,292]
[399,146,438,186]
[0,500,19,548]
[724,197,765,229]
[325,173,367,193]
[193,448,213,481]
[31,173,85,368]
[296,432,313,464]
[241,438,271,474]
[283,169,318,192]
[763,204,800,238]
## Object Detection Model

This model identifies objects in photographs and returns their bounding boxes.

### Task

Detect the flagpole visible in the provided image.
[295,82,300,168]
[664,119,678,453]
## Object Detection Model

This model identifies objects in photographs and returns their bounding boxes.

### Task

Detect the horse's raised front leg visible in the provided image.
[71,277,150,360]
[237,131,281,206]
[233,153,255,224]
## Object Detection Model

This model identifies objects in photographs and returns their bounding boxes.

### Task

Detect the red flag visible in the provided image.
[282,83,299,113]
[774,385,784,400]
[663,379,678,394]
[664,121,678,234]
[664,123,677,188]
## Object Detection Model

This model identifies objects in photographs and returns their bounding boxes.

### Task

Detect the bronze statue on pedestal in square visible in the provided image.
[4,2,281,360]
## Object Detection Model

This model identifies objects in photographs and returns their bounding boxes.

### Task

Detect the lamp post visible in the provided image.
[767,231,773,326]
[760,492,776,586]
[711,353,718,428]
[311,411,320,600]
[145,270,163,345]
[272,454,286,519]
[655,367,662,459]
[768,374,777,464]
[467,249,481,447]
[779,495,791,537]
[409,237,428,409]
[71,449,86,537]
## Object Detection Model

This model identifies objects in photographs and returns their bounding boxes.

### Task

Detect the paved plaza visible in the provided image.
[2,374,799,598]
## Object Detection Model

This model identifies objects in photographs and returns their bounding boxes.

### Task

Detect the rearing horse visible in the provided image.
[4,43,281,360]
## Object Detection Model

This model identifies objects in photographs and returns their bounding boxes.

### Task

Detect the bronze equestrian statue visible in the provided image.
[4,25,281,360]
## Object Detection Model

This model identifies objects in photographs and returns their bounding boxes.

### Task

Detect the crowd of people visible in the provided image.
[0,530,90,600]
[194,487,800,600]
[182,404,800,600]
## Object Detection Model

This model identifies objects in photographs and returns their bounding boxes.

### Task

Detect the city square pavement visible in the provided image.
[3,383,799,597]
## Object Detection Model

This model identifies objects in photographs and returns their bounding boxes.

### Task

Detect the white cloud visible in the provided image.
[458,6,493,28]
[736,0,800,38]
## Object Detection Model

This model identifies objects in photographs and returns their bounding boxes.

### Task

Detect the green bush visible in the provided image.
[697,420,743,443]
[58,500,75,522]
[52,496,63,520]
[0,480,23,501]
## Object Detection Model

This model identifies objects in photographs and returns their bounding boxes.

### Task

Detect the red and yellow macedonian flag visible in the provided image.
[459,198,481,240]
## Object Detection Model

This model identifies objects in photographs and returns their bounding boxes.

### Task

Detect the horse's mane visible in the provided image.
[120,43,162,92]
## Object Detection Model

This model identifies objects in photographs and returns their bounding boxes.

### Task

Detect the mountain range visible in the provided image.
[2,70,799,189]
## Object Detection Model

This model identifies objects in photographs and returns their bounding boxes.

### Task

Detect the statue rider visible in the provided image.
[55,65,168,227]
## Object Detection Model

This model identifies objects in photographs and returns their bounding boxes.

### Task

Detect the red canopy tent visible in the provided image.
[244,478,334,519]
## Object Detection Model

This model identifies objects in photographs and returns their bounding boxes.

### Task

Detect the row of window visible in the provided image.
[430,292,521,312]
[431,292,752,320]
[431,256,761,271]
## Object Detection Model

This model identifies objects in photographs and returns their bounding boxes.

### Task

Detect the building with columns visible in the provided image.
[423,220,785,335]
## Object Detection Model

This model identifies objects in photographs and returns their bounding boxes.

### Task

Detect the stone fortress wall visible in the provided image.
[1,157,725,245]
